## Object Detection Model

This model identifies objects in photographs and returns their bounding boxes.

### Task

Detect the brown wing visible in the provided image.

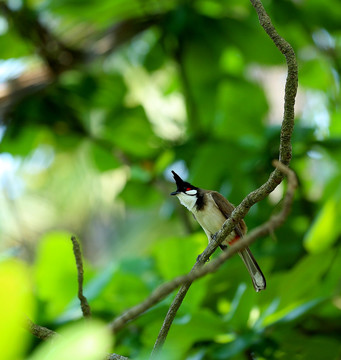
[211,192,266,291]
[210,191,247,237]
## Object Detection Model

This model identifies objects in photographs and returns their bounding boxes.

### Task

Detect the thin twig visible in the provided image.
[109,162,297,335]
[25,319,130,359]
[0,8,162,114]
[71,236,92,318]
[151,0,298,354]
[105,354,130,360]
[24,317,58,340]
[24,163,295,359]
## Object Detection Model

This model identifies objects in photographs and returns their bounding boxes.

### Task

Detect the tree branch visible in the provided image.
[71,236,92,318]
[249,0,298,166]
[24,317,58,340]
[109,161,297,336]
[0,2,84,74]
[24,246,129,359]
[0,7,162,115]
[106,354,130,360]
[151,0,298,354]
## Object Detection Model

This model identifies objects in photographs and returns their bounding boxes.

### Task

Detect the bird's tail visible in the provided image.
[239,247,266,292]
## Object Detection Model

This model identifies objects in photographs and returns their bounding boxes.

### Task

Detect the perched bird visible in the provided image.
[170,170,266,292]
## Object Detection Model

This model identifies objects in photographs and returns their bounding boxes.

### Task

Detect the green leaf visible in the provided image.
[0,126,52,156]
[214,78,268,138]
[151,233,206,280]
[29,320,112,360]
[0,260,34,360]
[188,140,258,197]
[225,19,284,65]
[94,270,150,313]
[274,297,326,324]
[210,331,260,359]
[220,46,245,75]
[88,142,120,172]
[0,29,32,59]
[151,234,209,311]
[142,309,226,357]
[277,251,334,305]
[119,180,163,208]
[224,283,255,330]
[263,298,325,327]
[34,231,79,319]
[259,251,335,329]
[272,330,341,360]
[91,73,127,110]
[304,198,340,253]
[154,150,175,175]
[300,58,334,90]
[330,110,341,136]
[103,106,160,158]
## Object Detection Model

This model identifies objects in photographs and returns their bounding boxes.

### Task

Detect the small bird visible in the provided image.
[170,170,266,292]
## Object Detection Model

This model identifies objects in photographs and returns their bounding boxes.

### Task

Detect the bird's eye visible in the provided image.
[185,189,197,195]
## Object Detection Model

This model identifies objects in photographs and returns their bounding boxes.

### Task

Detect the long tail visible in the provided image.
[239,247,266,292]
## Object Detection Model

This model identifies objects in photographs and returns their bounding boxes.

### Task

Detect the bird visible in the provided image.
[170,170,266,292]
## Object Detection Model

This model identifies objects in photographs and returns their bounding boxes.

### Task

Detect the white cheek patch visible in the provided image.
[177,193,197,211]
[185,189,197,195]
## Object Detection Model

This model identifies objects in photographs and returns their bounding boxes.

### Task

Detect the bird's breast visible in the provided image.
[193,200,226,236]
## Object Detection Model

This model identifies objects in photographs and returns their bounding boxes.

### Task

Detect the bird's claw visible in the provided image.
[196,253,210,263]
[210,233,218,244]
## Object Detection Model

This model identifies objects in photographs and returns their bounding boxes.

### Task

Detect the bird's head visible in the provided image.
[170,171,198,197]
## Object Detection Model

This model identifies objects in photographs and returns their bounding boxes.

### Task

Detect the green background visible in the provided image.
[0,0,341,359]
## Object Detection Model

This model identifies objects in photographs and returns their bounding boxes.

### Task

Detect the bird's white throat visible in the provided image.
[176,193,197,211]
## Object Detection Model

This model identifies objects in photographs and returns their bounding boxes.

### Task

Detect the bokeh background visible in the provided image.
[1,0,341,359]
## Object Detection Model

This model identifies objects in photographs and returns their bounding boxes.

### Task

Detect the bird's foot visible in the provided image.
[196,253,210,263]
[210,233,218,244]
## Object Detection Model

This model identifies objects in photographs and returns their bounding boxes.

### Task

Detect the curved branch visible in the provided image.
[250,0,298,166]
[151,0,298,354]
[109,162,297,334]
[24,317,58,340]
[71,236,92,318]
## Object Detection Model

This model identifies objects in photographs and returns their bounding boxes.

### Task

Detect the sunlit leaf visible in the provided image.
[34,231,80,319]
[103,106,160,158]
[154,150,175,175]
[304,198,340,253]
[0,259,34,360]
[29,320,112,360]
[150,233,209,311]
[300,58,334,90]
[88,142,120,172]
[151,233,206,280]
[263,298,325,327]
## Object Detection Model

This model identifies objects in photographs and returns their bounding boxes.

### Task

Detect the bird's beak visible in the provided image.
[171,170,185,196]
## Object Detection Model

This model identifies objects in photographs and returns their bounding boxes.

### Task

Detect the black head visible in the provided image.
[170,171,198,196]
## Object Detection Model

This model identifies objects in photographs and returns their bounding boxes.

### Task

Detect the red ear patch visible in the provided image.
[186,187,191,191]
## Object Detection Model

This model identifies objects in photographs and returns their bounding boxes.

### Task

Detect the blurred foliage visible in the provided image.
[0,0,341,359]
